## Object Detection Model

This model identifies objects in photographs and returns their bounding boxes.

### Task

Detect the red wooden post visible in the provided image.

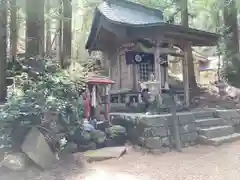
[105,85,110,121]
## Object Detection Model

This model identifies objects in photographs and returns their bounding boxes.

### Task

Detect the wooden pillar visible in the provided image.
[154,39,160,82]
[132,64,137,91]
[128,64,132,89]
[116,50,121,89]
[135,64,140,91]
[154,38,162,104]
[161,66,165,88]
[105,85,110,121]
[119,54,122,88]
[165,65,169,88]
[109,53,114,90]
[182,44,190,107]
[109,60,112,84]
[109,50,119,90]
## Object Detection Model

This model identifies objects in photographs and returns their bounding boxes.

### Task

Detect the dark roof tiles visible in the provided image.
[98,1,164,25]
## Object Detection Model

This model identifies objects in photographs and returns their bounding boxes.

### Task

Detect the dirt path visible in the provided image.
[2,141,240,180]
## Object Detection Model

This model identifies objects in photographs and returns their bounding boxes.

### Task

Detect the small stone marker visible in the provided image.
[83,146,127,162]
[2,153,28,171]
[21,127,57,169]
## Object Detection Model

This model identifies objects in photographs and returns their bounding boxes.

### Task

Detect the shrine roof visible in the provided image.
[85,0,220,50]
[86,72,115,85]
[98,0,164,25]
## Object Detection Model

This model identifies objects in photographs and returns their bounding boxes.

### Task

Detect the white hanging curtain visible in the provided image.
[91,85,97,107]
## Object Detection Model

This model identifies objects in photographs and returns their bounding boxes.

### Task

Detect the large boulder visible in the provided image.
[105,125,127,146]
[21,127,57,169]
[81,131,91,142]
[68,127,92,145]
[63,142,78,153]
[83,121,95,132]
[106,125,126,138]
[91,130,106,144]
[96,121,110,131]
[10,126,30,151]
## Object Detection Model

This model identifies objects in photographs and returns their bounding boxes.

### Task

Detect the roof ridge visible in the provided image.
[105,0,163,18]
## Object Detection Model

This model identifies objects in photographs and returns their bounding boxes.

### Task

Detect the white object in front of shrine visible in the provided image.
[91,85,97,107]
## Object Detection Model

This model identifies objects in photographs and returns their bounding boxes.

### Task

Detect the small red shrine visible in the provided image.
[84,74,115,121]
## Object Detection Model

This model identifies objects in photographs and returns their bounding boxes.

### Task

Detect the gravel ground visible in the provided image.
[2,141,240,180]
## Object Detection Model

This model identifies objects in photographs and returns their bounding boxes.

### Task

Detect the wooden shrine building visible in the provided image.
[85,0,220,107]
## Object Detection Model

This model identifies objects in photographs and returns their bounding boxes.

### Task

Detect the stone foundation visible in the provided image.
[110,109,240,151]
[110,112,198,151]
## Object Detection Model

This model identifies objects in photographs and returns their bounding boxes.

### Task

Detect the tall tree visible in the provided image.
[222,0,240,86]
[58,0,64,66]
[10,0,18,62]
[0,0,7,102]
[62,0,72,68]
[45,0,51,56]
[25,0,45,57]
[223,0,239,54]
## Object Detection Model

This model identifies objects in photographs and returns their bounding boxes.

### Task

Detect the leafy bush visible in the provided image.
[0,58,86,149]
[222,53,240,88]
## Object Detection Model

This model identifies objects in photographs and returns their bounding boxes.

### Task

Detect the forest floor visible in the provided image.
[1,141,240,180]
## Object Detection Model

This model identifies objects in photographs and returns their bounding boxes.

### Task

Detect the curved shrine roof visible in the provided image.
[98,0,164,25]
[85,0,220,50]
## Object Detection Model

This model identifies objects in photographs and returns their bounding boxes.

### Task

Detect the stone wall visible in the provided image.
[110,109,240,151]
[138,115,170,151]
[110,112,198,151]
[175,113,198,147]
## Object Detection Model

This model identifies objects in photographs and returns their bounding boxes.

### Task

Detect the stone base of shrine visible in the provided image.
[110,112,198,151]
[110,109,240,151]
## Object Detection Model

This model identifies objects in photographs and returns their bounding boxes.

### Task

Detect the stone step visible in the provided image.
[198,125,234,139]
[193,111,216,119]
[195,118,227,127]
[198,133,240,146]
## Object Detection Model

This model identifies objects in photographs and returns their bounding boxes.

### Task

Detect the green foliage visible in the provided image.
[0,58,86,134]
[222,53,240,87]
[220,0,240,87]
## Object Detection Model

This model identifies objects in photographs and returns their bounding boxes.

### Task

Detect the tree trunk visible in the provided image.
[10,0,18,62]
[62,0,72,68]
[45,0,51,56]
[25,0,45,58]
[214,11,221,82]
[222,0,240,87]
[0,0,7,102]
[180,0,197,89]
[58,0,63,66]
[38,0,45,57]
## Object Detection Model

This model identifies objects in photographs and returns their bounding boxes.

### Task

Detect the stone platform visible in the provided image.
[110,112,198,152]
[110,109,240,152]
